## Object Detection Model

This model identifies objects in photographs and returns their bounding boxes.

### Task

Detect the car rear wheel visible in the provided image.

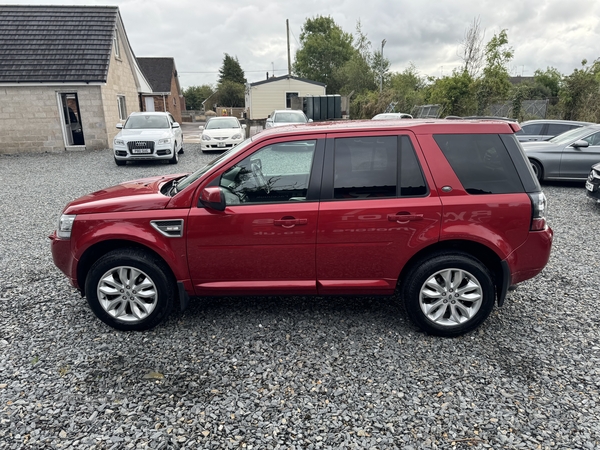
[402,252,495,337]
[85,249,175,331]
[529,159,543,181]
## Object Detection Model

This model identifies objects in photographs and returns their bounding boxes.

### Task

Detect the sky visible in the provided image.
[5,0,600,89]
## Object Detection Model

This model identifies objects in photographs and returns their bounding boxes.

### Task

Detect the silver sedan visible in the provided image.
[521,124,600,181]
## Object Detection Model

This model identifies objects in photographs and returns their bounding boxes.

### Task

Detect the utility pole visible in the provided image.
[380,39,386,93]
[286,19,292,75]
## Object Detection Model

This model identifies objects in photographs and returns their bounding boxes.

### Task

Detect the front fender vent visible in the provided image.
[150,219,184,238]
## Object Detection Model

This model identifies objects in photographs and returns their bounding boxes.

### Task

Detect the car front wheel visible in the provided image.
[85,249,175,331]
[402,252,495,337]
[169,146,179,164]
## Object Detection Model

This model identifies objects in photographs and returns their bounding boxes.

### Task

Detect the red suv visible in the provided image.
[50,120,553,337]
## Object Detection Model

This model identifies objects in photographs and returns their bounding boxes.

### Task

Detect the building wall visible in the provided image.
[0,85,105,154]
[101,24,141,148]
[139,73,183,123]
[247,79,326,119]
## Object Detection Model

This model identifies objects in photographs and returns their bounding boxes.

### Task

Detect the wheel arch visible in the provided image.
[528,157,544,180]
[399,240,505,303]
[77,240,177,295]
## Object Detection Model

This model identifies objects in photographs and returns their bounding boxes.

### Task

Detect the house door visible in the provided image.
[60,93,85,146]
[145,97,155,112]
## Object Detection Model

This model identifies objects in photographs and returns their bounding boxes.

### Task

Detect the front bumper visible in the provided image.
[586,177,600,201]
[201,139,243,151]
[114,143,174,161]
[49,231,79,289]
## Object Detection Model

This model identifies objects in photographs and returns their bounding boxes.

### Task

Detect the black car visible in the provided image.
[586,162,600,201]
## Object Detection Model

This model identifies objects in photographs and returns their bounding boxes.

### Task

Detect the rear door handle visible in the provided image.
[273,217,308,228]
[388,213,423,223]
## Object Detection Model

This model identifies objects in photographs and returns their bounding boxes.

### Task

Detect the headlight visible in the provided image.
[592,169,600,179]
[202,134,211,141]
[232,133,242,140]
[114,139,125,145]
[57,214,76,239]
[158,138,171,144]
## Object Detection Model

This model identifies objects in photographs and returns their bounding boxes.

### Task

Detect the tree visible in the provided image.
[558,59,600,121]
[458,16,485,78]
[427,70,476,117]
[293,16,355,94]
[216,54,246,107]
[475,29,513,114]
[182,84,215,110]
[218,54,246,84]
[334,21,378,96]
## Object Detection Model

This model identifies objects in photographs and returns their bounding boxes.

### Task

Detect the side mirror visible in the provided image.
[199,186,226,211]
[572,140,589,148]
[308,119,313,123]
[116,123,123,129]
[198,125,204,131]
[172,122,180,128]
[242,124,247,129]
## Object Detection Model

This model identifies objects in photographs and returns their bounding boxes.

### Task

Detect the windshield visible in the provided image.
[274,112,307,123]
[205,118,240,129]
[174,137,253,192]
[548,125,595,145]
[124,115,170,129]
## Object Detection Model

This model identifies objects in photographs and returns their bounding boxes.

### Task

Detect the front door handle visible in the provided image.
[273,217,308,228]
[388,213,423,223]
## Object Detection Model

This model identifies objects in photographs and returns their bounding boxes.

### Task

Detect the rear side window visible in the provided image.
[433,134,524,194]
[333,135,427,199]
[519,123,544,135]
[546,123,574,136]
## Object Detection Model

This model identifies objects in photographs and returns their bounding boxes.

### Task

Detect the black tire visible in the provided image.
[114,158,126,166]
[85,249,175,331]
[178,145,184,155]
[529,159,543,181]
[168,146,179,164]
[402,251,495,337]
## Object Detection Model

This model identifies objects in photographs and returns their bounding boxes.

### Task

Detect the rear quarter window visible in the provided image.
[433,134,524,194]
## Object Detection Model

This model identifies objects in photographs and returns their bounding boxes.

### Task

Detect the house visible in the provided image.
[0,5,152,154]
[137,57,184,124]
[245,75,326,120]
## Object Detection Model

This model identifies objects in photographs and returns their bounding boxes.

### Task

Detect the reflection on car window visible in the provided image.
[220,140,316,204]
[206,118,240,129]
[434,134,524,194]
[124,115,169,129]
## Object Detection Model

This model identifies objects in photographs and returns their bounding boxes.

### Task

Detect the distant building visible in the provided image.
[137,57,184,124]
[0,5,152,154]
[245,75,326,120]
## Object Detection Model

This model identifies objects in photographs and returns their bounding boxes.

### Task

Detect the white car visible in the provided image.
[372,113,413,120]
[200,117,246,153]
[113,112,183,166]
[265,110,311,128]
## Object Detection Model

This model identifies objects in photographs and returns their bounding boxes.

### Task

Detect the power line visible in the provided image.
[179,69,288,75]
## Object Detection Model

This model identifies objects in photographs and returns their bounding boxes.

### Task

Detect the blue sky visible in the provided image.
[5,0,600,88]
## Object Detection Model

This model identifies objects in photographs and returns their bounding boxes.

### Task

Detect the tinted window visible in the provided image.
[583,131,600,146]
[546,124,574,136]
[520,123,544,135]
[434,134,524,194]
[333,136,426,199]
[220,140,316,204]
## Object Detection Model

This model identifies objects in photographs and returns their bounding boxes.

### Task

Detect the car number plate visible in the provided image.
[586,180,595,192]
[132,148,151,154]
[217,142,226,148]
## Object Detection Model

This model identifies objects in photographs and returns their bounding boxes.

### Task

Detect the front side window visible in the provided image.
[434,134,524,194]
[219,140,316,204]
[582,131,600,146]
[546,123,573,136]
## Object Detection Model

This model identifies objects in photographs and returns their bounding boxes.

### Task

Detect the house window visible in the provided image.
[286,92,299,109]
[117,96,127,120]
[113,29,121,58]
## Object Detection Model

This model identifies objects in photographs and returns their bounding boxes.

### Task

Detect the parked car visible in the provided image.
[521,124,600,181]
[265,110,311,128]
[516,119,594,142]
[585,162,600,201]
[113,112,183,166]
[372,113,413,120]
[200,116,246,153]
[50,119,552,337]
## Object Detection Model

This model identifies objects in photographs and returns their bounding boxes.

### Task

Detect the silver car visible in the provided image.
[515,119,593,142]
[521,124,600,180]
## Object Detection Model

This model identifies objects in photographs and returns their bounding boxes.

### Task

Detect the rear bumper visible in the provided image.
[505,226,554,286]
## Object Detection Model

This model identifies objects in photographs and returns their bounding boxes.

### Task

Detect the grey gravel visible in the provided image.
[1,146,600,449]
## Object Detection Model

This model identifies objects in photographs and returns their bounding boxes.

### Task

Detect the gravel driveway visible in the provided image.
[1,146,599,449]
